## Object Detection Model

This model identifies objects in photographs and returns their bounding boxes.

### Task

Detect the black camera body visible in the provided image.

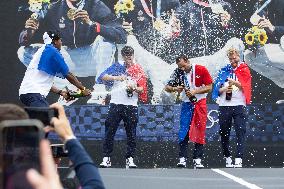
[50,144,68,158]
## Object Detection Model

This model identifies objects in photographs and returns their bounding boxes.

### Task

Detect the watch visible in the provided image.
[88,20,94,26]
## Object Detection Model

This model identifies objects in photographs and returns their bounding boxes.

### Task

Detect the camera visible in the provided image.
[24,107,59,126]
[0,119,44,189]
[50,144,68,158]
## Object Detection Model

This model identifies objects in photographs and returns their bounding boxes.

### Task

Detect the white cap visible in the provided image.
[43,32,52,44]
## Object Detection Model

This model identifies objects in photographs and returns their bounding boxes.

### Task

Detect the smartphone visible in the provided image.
[24,107,59,126]
[0,120,44,189]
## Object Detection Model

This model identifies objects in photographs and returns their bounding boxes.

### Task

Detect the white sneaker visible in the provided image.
[225,157,234,168]
[177,157,187,168]
[234,158,242,168]
[100,157,111,168]
[126,157,137,168]
[193,158,204,168]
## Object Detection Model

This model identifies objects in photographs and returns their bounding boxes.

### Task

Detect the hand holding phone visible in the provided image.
[48,103,76,143]
[27,140,63,189]
[24,107,58,126]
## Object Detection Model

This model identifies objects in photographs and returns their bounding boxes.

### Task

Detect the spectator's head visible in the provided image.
[176,55,192,73]
[121,46,134,65]
[0,104,29,122]
[43,31,62,50]
[227,48,240,68]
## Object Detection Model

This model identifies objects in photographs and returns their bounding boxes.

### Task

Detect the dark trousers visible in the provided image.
[20,93,49,107]
[219,105,247,158]
[179,133,204,159]
[20,93,50,138]
[103,103,138,158]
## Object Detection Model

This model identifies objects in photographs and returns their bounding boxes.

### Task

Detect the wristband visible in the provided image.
[63,135,77,145]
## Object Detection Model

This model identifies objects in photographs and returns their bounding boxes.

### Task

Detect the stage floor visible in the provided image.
[99,168,284,189]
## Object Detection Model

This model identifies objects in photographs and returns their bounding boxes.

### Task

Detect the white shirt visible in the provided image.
[181,65,208,102]
[19,68,54,97]
[110,77,139,106]
[218,72,246,106]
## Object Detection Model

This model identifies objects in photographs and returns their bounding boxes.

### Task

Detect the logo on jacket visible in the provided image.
[137,10,145,21]
[59,17,66,29]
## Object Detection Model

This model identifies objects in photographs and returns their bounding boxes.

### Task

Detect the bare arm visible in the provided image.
[101,74,126,81]
[66,72,91,96]
[165,85,184,93]
[187,84,213,97]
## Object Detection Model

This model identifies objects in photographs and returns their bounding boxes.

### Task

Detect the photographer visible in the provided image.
[97,46,147,168]
[165,55,212,168]
[27,103,105,189]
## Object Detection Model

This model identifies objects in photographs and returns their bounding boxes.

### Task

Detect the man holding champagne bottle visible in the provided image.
[165,55,212,168]
[212,48,252,168]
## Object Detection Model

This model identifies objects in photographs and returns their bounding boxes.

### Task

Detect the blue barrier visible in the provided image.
[49,104,284,142]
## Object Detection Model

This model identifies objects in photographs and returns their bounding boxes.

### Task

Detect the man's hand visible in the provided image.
[49,103,75,143]
[258,18,275,32]
[114,75,127,81]
[81,88,91,96]
[25,18,39,31]
[175,86,184,93]
[226,85,233,92]
[61,91,76,101]
[185,89,196,97]
[74,10,91,24]
[27,140,63,189]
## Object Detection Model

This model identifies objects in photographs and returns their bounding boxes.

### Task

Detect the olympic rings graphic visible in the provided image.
[207,109,219,128]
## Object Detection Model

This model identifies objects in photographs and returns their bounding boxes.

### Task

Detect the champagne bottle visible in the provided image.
[65,86,84,98]
[184,88,197,103]
[225,83,233,101]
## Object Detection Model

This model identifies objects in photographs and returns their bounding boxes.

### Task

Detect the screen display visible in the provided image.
[2,126,40,189]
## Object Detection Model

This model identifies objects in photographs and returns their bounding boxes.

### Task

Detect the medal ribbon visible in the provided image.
[193,0,209,8]
[140,0,161,19]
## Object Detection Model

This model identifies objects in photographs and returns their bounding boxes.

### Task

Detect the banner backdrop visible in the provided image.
[0,0,283,105]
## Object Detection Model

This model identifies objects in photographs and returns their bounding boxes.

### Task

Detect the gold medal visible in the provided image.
[153,19,166,31]
[67,9,76,20]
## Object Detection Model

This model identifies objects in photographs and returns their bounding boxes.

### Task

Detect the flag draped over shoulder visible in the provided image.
[96,62,126,87]
[234,63,252,104]
[189,98,207,144]
[212,63,252,104]
[212,64,231,101]
[97,62,148,103]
